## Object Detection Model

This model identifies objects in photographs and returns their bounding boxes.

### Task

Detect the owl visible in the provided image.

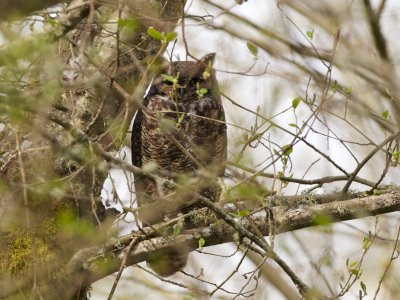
[131,53,227,276]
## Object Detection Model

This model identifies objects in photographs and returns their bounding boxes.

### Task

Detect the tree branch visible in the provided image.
[58,188,400,297]
[363,0,389,61]
[0,0,65,18]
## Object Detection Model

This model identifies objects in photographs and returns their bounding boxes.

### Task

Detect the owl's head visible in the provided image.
[156,53,218,96]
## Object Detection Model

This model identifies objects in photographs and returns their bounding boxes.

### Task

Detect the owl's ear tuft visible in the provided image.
[199,53,216,67]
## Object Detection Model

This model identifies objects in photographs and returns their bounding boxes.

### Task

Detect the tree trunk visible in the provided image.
[0,0,184,298]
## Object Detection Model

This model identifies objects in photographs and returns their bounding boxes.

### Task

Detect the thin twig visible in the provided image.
[373,222,400,299]
[342,130,400,193]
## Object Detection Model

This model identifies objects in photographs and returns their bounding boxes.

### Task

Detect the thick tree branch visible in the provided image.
[56,188,400,297]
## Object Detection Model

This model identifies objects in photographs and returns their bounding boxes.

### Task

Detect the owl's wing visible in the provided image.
[132,107,149,211]
[213,112,228,177]
[131,97,160,217]
[132,87,153,167]
[131,108,143,168]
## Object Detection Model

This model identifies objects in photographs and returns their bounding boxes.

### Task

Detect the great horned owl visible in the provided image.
[131,53,227,276]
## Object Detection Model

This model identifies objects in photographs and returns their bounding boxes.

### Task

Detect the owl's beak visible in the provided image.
[178,87,186,99]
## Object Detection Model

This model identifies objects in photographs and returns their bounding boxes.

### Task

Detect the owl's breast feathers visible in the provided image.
[141,86,226,164]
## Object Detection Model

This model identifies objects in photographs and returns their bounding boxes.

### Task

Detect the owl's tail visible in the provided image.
[146,247,189,277]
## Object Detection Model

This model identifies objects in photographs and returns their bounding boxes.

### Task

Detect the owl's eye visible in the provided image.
[190,78,204,85]
[178,78,187,84]
[161,73,178,85]
[164,80,174,85]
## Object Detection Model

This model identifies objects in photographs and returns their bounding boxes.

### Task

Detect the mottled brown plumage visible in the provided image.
[131,53,227,276]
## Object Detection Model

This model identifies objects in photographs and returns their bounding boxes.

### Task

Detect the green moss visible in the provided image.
[6,233,52,274]
[8,235,32,273]
[36,239,52,261]
[189,208,216,226]
[43,217,57,238]
[299,194,319,206]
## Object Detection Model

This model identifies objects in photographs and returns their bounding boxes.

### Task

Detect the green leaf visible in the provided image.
[161,74,177,84]
[362,236,371,250]
[173,223,182,236]
[349,261,358,268]
[382,109,389,120]
[237,210,250,218]
[147,27,163,41]
[198,237,205,250]
[288,123,299,129]
[178,112,186,124]
[165,31,177,43]
[306,29,314,40]
[332,80,338,92]
[247,41,258,57]
[292,97,301,109]
[281,144,293,156]
[344,86,352,96]
[349,268,359,276]
[118,18,139,31]
[391,150,400,161]
[196,87,208,97]
[360,281,367,294]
